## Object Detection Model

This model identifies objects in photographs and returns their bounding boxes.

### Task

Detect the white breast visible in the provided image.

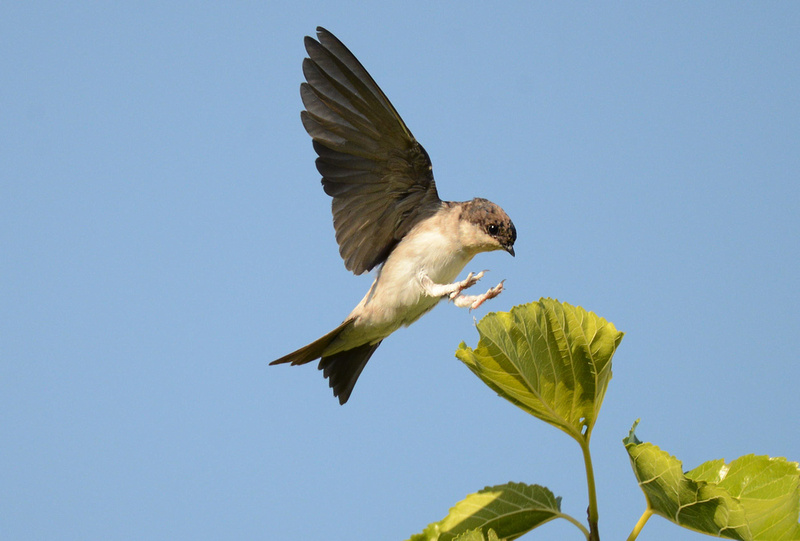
[347,209,475,337]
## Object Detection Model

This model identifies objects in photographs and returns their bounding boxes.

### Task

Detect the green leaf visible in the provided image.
[456,298,623,439]
[625,421,800,540]
[695,455,800,540]
[407,483,562,541]
[452,528,501,541]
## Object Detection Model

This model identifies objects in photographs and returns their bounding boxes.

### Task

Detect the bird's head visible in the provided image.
[459,198,516,256]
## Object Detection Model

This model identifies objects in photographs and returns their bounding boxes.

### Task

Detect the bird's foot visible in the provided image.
[448,270,487,300]
[452,280,505,310]
[469,280,505,310]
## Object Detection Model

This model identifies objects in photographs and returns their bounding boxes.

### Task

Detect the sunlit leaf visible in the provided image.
[456,299,623,439]
[407,483,561,541]
[696,455,800,540]
[625,421,800,540]
[452,528,501,541]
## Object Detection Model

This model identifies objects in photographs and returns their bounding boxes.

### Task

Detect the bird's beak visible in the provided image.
[506,245,515,257]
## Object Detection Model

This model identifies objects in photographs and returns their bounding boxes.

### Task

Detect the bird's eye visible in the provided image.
[488,224,499,235]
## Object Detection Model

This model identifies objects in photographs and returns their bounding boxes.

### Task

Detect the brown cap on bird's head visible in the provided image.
[460,198,516,256]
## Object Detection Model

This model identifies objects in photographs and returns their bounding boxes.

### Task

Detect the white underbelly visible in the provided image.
[337,216,477,347]
[352,245,473,332]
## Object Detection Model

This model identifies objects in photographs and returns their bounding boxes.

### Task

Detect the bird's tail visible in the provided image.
[319,340,381,405]
[271,320,382,404]
[270,320,353,367]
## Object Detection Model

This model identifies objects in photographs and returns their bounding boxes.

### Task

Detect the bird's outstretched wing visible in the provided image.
[300,27,442,275]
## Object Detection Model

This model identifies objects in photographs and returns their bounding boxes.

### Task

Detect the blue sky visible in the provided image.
[2,3,798,540]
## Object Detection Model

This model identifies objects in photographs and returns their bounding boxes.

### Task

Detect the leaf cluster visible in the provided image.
[625,422,800,540]
[406,299,799,541]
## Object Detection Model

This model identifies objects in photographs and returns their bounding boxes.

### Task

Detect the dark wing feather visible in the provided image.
[301,27,442,275]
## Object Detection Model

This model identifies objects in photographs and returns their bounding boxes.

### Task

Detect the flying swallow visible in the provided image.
[271,27,516,404]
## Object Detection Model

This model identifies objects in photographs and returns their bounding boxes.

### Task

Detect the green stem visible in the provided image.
[579,434,600,541]
[557,512,591,540]
[626,508,653,541]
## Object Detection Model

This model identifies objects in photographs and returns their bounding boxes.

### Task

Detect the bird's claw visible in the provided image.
[449,270,487,300]
[469,280,505,311]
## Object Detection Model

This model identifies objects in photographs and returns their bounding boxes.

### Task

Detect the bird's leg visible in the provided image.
[418,271,505,310]
[418,270,485,298]
[452,280,505,311]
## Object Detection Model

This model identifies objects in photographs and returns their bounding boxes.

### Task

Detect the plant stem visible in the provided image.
[626,508,653,541]
[558,513,591,540]
[579,434,600,541]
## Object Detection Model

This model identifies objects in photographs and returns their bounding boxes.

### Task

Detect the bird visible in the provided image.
[271,27,516,404]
